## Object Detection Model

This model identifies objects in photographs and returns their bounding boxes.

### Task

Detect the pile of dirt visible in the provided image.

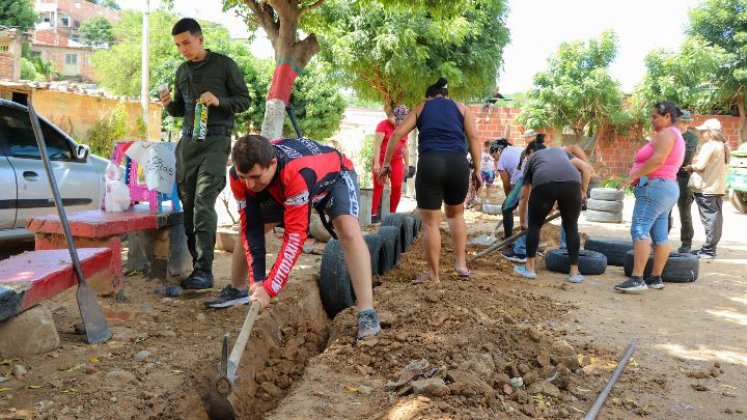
[265,228,666,419]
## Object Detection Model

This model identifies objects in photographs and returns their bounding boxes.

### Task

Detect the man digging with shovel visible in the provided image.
[203,134,382,340]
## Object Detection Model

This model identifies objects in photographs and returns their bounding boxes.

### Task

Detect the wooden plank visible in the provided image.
[0,248,112,322]
[26,209,183,238]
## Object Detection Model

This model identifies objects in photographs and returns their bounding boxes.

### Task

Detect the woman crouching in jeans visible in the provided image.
[615,101,685,293]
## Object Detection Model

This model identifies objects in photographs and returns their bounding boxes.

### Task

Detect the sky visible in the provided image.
[118,0,704,93]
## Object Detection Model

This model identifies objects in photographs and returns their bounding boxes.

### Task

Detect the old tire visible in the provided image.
[729,190,747,214]
[364,233,388,276]
[545,248,608,275]
[378,225,402,267]
[590,188,625,201]
[383,213,413,251]
[584,209,623,223]
[584,237,633,266]
[405,214,419,239]
[586,199,624,213]
[623,251,699,283]
[319,239,354,318]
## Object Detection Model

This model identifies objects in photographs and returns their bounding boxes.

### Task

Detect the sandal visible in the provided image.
[411,273,431,285]
[456,268,472,278]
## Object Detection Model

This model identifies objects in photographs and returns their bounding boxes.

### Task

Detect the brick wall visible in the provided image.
[0,54,15,80]
[471,105,743,180]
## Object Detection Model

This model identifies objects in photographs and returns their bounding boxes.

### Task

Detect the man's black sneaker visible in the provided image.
[500,250,527,264]
[644,276,664,290]
[181,270,214,289]
[203,286,249,308]
[677,245,691,254]
[614,277,648,293]
[371,214,381,224]
[691,249,716,259]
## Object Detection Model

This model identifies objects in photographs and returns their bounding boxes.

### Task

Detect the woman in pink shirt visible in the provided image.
[615,101,685,293]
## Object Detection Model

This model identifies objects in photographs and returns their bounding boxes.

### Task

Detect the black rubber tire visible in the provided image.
[586,198,624,213]
[623,251,699,283]
[363,233,388,276]
[584,237,633,266]
[318,239,354,318]
[405,214,419,239]
[412,213,422,233]
[544,248,608,275]
[590,188,625,201]
[378,225,402,266]
[382,213,413,251]
[584,209,623,223]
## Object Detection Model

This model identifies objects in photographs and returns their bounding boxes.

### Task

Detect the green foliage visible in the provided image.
[358,133,375,188]
[631,38,734,121]
[309,0,509,109]
[79,16,116,47]
[601,176,633,195]
[517,31,632,138]
[20,56,57,81]
[100,0,120,10]
[85,102,128,156]
[20,58,36,80]
[0,0,37,30]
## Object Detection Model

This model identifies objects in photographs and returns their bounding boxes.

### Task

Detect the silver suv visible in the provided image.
[0,98,108,241]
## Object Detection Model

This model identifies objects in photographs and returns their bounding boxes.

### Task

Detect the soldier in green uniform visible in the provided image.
[159,18,250,289]
[668,110,700,253]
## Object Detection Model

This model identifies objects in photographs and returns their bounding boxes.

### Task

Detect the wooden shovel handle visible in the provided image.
[227,302,261,381]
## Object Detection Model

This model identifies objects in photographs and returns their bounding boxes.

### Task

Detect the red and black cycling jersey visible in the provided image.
[230,137,354,297]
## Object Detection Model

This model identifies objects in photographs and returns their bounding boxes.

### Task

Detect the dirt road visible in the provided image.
[0,197,744,419]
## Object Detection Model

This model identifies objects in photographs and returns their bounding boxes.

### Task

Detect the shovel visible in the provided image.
[470,211,561,261]
[27,99,112,344]
[469,219,504,247]
[207,302,261,420]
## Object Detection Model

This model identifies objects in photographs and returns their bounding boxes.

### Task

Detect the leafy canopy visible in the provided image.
[79,16,116,47]
[0,0,37,30]
[308,0,509,109]
[517,30,631,138]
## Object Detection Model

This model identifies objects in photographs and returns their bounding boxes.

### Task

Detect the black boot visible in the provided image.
[181,269,214,289]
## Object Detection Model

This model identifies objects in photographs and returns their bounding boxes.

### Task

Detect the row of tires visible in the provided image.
[544,236,699,283]
[318,213,422,318]
[584,188,625,223]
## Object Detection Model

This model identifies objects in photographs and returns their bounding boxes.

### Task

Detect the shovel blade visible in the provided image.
[77,283,112,344]
[469,234,497,247]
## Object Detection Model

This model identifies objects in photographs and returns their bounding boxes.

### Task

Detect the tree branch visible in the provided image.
[245,0,280,45]
[300,0,325,18]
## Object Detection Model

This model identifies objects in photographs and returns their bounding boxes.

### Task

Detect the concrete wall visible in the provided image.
[31,44,94,81]
[32,89,162,140]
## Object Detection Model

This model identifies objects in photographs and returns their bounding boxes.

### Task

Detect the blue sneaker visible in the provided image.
[568,273,584,283]
[514,265,537,279]
[357,309,381,340]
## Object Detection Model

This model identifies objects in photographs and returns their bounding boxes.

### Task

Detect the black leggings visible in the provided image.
[526,182,582,264]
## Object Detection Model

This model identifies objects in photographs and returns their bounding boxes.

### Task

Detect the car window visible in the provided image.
[0,106,73,160]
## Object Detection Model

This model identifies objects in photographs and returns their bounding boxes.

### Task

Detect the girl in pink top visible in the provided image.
[615,101,686,294]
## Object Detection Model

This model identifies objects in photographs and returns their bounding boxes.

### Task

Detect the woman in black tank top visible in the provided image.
[378,78,483,283]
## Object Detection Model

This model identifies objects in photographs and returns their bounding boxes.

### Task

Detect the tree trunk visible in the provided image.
[737,97,747,145]
[249,0,321,140]
[260,37,320,139]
